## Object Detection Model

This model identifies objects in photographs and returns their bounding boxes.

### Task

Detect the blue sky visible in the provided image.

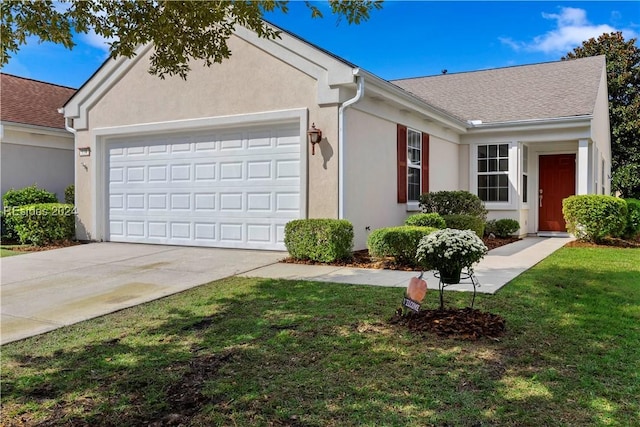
[2,1,638,88]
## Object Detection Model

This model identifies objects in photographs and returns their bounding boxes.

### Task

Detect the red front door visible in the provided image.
[538,154,576,232]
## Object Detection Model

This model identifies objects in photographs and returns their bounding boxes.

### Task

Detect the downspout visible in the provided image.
[58,109,77,136]
[59,109,80,238]
[337,68,364,219]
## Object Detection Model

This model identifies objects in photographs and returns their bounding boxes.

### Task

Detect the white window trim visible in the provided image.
[521,143,529,207]
[407,128,422,205]
[470,141,518,210]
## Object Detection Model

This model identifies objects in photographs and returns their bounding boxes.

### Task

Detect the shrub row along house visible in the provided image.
[60,22,611,251]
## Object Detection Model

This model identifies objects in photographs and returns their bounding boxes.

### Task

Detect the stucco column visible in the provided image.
[577,139,590,195]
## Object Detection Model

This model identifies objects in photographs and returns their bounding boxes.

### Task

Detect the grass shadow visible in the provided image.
[1,246,638,426]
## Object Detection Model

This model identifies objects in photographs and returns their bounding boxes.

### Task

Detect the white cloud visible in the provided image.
[502,7,638,55]
[79,30,113,52]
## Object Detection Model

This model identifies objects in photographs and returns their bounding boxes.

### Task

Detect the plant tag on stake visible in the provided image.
[403,275,427,313]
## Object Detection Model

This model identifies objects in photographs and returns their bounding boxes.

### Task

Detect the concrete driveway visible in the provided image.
[0,243,284,345]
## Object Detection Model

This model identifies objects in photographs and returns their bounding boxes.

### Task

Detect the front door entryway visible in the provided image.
[538,154,575,232]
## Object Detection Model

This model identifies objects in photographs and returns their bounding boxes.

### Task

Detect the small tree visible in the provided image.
[1,0,383,79]
[563,32,640,198]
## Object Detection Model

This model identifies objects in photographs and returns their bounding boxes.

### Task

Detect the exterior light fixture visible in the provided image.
[307,122,322,155]
[78,146,91,157]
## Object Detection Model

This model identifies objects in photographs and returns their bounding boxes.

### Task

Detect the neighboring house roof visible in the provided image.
[1,73,76,129]
[391,55,606,124]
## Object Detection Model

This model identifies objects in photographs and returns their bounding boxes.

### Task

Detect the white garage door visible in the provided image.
[107,122,301,250]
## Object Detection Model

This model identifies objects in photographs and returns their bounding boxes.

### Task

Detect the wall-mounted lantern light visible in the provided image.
[307,122,322,155]
[78,146,91,157]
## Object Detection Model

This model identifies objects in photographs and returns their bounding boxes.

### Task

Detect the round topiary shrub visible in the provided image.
[405,213,446,229]
[562,195,627,242]
[367,225,438,266]
[419,190,487,220]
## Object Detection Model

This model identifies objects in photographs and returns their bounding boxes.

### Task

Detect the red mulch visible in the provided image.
[390,307,506,341]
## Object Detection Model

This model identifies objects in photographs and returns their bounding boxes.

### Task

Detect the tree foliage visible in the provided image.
[563,32,640,198]
[1,0,382,79]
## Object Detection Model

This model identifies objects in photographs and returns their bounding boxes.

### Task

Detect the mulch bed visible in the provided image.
[565,236,640,248]
[1,240,81,252]
[282,236,521,270]
[390,307,506,341]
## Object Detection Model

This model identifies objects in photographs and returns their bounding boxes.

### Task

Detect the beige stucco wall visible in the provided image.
[1,128,74,206]
[344,105,461,249]
[74,35,340,240]
[429,135,460,191]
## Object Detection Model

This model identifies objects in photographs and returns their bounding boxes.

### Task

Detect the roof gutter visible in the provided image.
[58,108,77,136]
[466,115,593,130]
[338,68,364,219]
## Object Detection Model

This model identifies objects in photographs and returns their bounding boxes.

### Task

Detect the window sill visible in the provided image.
[483,201,517,210]
[406,202,420,212]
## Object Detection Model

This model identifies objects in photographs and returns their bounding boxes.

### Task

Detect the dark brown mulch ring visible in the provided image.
[390,307,506,341]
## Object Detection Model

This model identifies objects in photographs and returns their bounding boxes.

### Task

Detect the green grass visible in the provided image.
[0,246,23,257]
[1,247,639,426]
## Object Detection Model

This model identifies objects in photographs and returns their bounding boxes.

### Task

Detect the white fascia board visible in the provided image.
[356,69,468,133]
[62,44,153,130]
[0,122,73,138]
[466,115,593,134]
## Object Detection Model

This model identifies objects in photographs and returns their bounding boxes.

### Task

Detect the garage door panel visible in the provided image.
[108,122,301,250]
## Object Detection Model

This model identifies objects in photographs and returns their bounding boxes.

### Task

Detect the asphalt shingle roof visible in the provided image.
[1,73,76,129]
[391,55,606,124]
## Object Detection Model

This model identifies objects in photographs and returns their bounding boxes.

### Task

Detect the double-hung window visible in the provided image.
[522,145,528,203]
[407,129,422,202]
[477,144,509,202]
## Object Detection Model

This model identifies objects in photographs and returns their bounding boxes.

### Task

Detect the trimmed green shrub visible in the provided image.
[284,219,353,262]
[4,203,75,246]
[0,211,9,241]
[367,226,438,266]
[562,195,627,242]
[622,198,640,239]
[442,214,485,238]
[405,213,446,229]
[2,184,57,207]
[485,218,520,238]
[419,190,487,220]
[64,184,75,205]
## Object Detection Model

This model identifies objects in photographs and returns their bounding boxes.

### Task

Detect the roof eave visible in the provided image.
[355,69,468,132]
[1,121,74,137]
[465,115,593,133]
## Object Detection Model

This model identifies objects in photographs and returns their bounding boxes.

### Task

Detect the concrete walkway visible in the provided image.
[1,237,571,345]
[242,237,573,293]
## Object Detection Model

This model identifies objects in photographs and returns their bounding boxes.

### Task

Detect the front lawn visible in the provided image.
[1,246,639,426]
[0,246,23,257]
